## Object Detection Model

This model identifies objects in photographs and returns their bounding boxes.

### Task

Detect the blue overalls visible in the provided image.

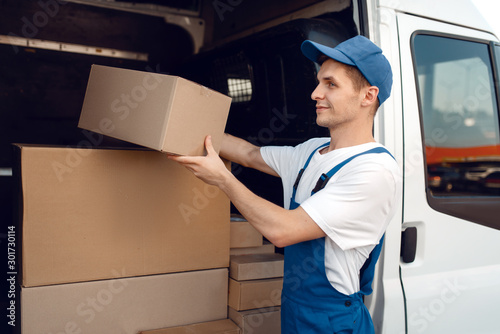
[281,142,393,334]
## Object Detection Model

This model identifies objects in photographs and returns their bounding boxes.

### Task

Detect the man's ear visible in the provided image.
[361,86,379,107]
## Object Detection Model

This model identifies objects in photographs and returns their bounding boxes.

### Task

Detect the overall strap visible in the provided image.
[306,145,395,296]
[311,146,394,195]
[359,234,385,295]
[291,141,329,203]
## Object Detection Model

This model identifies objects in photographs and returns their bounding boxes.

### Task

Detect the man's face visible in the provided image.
[311,59,365,129]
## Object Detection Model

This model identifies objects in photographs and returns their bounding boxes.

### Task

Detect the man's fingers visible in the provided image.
[167,154,198,165]
[205,135,216,155]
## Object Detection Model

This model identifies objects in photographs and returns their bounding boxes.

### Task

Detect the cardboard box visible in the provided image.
[230,220,263,249]
[139,319,240,334]
[20,269,228,334]
[14,144,230,287]
[228,307,281,334]
[230,241,275,256]
[230,253,284,281]
[228,278,282,311]
[78,64,231,156]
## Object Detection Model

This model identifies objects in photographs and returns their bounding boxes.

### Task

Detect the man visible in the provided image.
[169,35,401,333]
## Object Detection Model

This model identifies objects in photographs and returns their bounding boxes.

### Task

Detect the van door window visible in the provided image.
[412,34,500,229]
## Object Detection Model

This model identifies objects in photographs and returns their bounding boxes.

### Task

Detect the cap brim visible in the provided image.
[301,40,355,66]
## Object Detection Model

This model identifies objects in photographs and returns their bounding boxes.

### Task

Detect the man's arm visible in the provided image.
[168,135,326,248]
[220,133,278,177]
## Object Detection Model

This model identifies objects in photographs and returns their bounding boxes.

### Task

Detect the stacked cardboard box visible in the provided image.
[229,307,281,334]
[228,216,283,333]
[230,215,265,250]
[14,65,235,333]
[139,319,240,334]
[15,145,231,333]
[21,269,229,334]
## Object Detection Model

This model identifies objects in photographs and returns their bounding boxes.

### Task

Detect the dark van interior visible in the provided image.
[0,0,358,220]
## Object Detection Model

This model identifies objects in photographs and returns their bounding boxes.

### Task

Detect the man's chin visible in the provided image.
[315,118,329,128]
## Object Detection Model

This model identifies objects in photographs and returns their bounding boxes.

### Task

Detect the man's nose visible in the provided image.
[311,84,323,101]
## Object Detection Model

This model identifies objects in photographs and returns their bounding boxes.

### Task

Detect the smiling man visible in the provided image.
[169,35,401,333]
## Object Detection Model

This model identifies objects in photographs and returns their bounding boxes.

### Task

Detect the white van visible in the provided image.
[1,0,499,333]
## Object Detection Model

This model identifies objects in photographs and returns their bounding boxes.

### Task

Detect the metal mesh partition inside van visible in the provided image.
[210,52,253,103]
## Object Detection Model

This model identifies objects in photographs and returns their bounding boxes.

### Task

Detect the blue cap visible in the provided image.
[301,35,393,106]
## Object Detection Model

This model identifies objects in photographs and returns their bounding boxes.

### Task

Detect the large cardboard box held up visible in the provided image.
[21,269,228,334]
[78,64,231,156]
[139,319,240,334]
[14,144,230,287]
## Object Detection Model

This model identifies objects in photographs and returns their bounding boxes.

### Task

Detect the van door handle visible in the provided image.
[401,227,417,263]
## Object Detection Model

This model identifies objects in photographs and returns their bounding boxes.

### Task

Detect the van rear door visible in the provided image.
[397,12,500,334]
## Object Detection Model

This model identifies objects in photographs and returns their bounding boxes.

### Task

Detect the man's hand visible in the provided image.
[167,135,232,187]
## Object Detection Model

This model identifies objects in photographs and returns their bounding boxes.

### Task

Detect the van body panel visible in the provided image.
[379,0,494,33]
[396,11,500,334]
[362,5,407,334]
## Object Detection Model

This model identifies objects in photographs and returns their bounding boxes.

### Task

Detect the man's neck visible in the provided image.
[322,124,375,153]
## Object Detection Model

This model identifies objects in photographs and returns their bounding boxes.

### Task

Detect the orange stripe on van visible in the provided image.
[425,145,500,164]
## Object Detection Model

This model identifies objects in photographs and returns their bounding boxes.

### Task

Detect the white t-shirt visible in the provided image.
[261,138,401,295]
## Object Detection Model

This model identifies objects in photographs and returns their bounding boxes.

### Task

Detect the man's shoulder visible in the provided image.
[295,137,330,153]
[340,143,401,181]
[342,142,395,161]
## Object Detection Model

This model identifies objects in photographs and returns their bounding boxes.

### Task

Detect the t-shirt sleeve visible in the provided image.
[261,138,330,181]
[300,159,399,251]
[260,145,297,181]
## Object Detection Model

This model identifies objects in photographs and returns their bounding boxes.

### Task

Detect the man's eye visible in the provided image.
[328,82,335,87]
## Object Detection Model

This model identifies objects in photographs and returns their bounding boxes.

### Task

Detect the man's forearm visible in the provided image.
[220,133,278,176]
[218,172,325,248]
[220,172,286,246]
[220,133,254,166]
[168,135,324,247]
